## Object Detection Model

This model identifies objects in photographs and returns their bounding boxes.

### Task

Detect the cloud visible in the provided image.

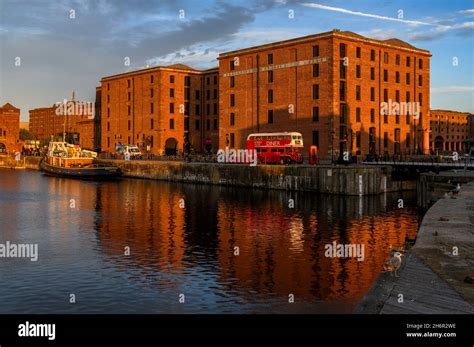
[0,1,260,119]
[301,3,436,26]
[147,46,220,69]
[459,9,474,15]
[431,86,474,93]
[409,21,474,41]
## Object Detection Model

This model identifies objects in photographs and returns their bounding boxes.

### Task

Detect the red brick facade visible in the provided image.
[218,29,431,160]
[29,98,95,148]
[430,109,472,153]
[0,103,20,153]
[100,64,218,155]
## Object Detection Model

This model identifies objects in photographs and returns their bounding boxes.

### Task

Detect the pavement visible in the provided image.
[354,181,474,314]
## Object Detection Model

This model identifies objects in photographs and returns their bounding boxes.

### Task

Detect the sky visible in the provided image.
[0,0,473,121]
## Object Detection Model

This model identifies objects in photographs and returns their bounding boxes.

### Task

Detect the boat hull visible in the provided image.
[40,159,121,179]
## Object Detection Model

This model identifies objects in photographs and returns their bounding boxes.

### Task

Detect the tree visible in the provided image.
[20,128,36,141]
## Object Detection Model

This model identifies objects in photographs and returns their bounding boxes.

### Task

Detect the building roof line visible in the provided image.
[101,65,218,81]
[430,109,473,115]
[218,29,431,58]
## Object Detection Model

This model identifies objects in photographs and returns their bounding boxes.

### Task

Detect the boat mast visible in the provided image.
[62,91,74,142]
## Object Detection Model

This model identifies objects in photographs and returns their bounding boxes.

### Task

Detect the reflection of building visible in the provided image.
[95,180,187,270]
[215,191,419,308]
[65,177,419,312]
[218,29,431,159]
[0,103,20,152]
[99,64,219,155]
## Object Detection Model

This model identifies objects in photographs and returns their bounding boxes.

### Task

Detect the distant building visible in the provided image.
[218,29,431,159]
[0,103,21,153]
[429,109,472,153]
[469,114,474,147]
[100,64,219,155]
[29,93,95,149]
[29,105,57,140]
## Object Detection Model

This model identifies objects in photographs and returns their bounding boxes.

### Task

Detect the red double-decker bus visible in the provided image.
[246,132,304,164]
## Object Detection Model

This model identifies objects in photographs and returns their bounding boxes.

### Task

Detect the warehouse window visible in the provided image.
[312,107,319,122]
[313,84,319,100]
[268,53,273,65]
[313,64,319,78]
[339,43,346,58]
[268,110,274,124]
[268,70,274,83]
[313,45,319,57]
[312,131,319,147]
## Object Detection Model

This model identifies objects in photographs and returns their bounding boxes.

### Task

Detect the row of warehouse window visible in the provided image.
[229,87,422,105]
[106,88,218,103]
[228,106,418,127]
[106,102,218,118]
[106,117,218,133]
[228,43,423,72]
[340,63,422,86]
[311,130,411,150]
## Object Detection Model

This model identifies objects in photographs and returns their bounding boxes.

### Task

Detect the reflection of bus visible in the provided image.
[246,132,304,164]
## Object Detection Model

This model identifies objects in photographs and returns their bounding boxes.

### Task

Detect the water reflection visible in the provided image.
[0,170,420,313]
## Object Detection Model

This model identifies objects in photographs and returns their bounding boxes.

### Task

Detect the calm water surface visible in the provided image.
[0,169,421,313]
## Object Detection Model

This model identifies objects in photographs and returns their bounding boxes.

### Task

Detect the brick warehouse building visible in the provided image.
[99,64,219,155]
[429,109,472,153]
[29,96,96,149]
[218,29,431,160]
[0,103,20,153]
